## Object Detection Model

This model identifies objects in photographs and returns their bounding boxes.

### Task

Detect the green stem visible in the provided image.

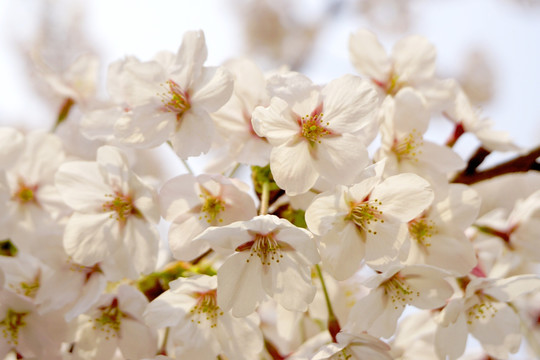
[180,158,194,175]
[52,97,74,132]
[315,264,340,342]
[158,327,170,355]
[227,162,241,178]
[259,181,270,215]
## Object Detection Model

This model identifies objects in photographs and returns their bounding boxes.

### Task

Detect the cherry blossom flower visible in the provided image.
[311,331,393,360]
[144,275,263,360]
[82,30,233,159]
[348,29,456,110]
[55,145,160,279]
[159,173,257,261]
[344,264,453,338]
[72,285,157,360]
[405,184,480,276]
[194,215,320,316]
[252,73,378,195]
[305,168,434,279]
[435,274,540,359]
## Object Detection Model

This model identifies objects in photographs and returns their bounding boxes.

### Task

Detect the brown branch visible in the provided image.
[452,145,540,185]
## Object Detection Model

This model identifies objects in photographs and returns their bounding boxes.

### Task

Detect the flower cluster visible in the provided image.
[1,28,539,360]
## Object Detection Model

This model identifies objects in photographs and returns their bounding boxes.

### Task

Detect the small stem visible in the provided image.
[259,181,270,215]
[227,162,241,178]
[445,122,465,148]
[180,158,194,175]
[158,327,170,355]
[315,264,340,342]
[192,248,213,265]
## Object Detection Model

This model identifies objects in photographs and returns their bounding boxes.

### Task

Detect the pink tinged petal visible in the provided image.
[270,142,318,196]
[348,29,391,83]
[274,226,320,265]
[118,319,158,359]
[372,173,434,222]
[168,216,213,261]
[114,106,175,148]
[365,220,405,270]
[305,188,348,236]
[173,30,208,87]
[392,35,436,84]
[217,252,265,317]
[159,174,199,221]
[170,110,214,158]
[123,218,159,275]
[190,66,233,112]
[0,127,24,168]
[251,97,299,146]
[399,266,453,309]
[55,161,110,212]
[193,221,251,255]
[320,75,378,135]
[216,313,263,360]
[417,141,465,173]
[321,223,365,281]
[273,253,316,312]
[393,88,430,135]
[484,275,540,302]
[314,134,370,186]
[435,311,468,360]
[63,212,119,266]
[469,301,522,359]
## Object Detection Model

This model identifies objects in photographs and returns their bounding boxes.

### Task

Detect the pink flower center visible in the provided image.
[94,298,125,339]
[13,180,39,205]
[102,191,140,225]
[236,232,294,266]
[160,79,191,124]
[190,289,223,328]
[299,106,332,146]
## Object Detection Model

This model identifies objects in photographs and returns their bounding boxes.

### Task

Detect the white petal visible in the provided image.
[392,35,436,84]
[118,319,158,359]
[217,252,265,317]
[305,188,348,236]
[348,29,391,83]
[321,222,365,280]
[393,88,429,135]
[372,173,434,222]
[484,274,540,302]
[170,110,214,158]
[190,66,233,112]
[251,97,299,146]
[435,311,468,360]
[270,142,318,196]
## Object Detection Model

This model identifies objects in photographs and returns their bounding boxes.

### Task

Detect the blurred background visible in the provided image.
[0,0,539,152]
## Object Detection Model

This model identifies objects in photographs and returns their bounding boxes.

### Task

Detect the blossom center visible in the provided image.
[199,194,225,224]
[383,274,419,310]
[10,276,40,299]
[102,192,140,225]
[160,79,191,123]
[392,129,423,162]
[0,309,28,346]
[408,217,436,247]
[93,298,124,339]
[13,180,39,205]
[300,112,331,145]
[236,232,294,266]
[190,289,223,329]
[347,198,384,235]
[466,298,497,325]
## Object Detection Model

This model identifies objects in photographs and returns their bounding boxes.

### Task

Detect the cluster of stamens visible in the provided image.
[467,298,497,325]
[236,232,293,266]
[13,179,39,205]
[92,298,124,340]
[347,198,384,235]
[189,289,223,329]
[159,79,191,123]
[102,192,139,225]
[300,112,331,145]
[383,274,419,310]
[408,217,437,247]
[198,191,225,224]
[9,276,40,299]
[392,129,423,163]
[0,309,28,346]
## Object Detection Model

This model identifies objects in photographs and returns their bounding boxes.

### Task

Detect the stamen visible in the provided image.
[92,298,124,340]
[235,232,294,265]
[408,217,437,247]
[299,111,332,146]
[198,192,225,224]
[383,274,420,310]
[347,198,384,235]
[102,191,140,225]
[189,289,223,328]
[13,179,39,205]
[159,79,191,124]
[0,309,28,346]
[392,129,423,163]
